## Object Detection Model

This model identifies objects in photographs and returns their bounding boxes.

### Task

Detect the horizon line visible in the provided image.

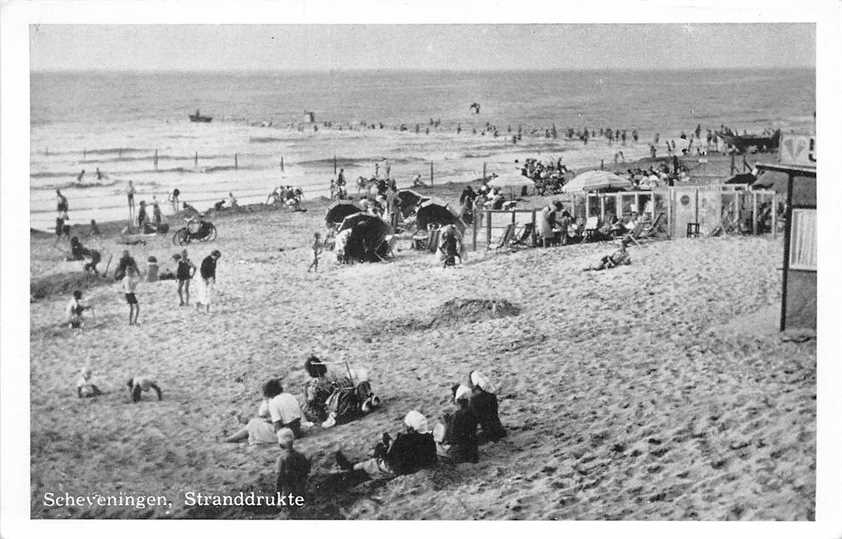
[31,65,816,74]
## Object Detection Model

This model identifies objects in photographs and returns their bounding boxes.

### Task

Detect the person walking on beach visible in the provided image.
[195,249,221,313]
[95,168,103,181]
[152,197,163,229]
[56,189,68,217]
[174,249,195,306]
[126,180,136,224]
[307,232,323,273]
[122,265,141,326]
[76,169,86,183]
[137,200,148,230]
[168,188,180,212]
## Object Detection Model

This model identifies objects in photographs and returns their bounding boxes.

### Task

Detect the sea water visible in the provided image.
[30,69,815,230]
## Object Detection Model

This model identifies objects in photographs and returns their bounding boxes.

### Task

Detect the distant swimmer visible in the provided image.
[469,102,481,114]
[76,169,86,183]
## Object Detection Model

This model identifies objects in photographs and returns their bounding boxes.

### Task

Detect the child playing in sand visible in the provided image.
[66,290,92,329]
[307,232,323,273]
[275,428,310,499]
[127,376,162,402]
[122,265,140,325]
[77,366,103,398]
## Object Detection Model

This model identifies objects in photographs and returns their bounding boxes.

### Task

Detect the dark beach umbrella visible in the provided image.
[396,189,430,217]
[325,200,361,225]
[416,199,466,234]
[338,212,394,263]
[724,173,757,185]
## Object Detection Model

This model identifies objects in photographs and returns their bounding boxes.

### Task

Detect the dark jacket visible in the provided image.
[469,390,507,442]
[445,407,479,463]
[386,431,437,475]
[200,256,217,280]
[276,448,310,497]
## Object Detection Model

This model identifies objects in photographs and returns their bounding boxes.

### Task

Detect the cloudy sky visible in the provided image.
[30,24,815,72]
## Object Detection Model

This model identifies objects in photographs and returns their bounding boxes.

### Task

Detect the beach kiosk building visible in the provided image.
[757,134,816,331]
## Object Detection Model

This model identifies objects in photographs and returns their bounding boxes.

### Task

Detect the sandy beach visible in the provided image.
[29,179,815,519]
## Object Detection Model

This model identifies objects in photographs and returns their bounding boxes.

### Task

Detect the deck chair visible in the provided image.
[639,212,665,240]
[584,217,599,241]
[494,224,516,249]
[621,221,644,247]
[511,222,535,247]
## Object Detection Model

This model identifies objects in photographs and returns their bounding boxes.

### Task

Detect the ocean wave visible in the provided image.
[31,179,118,190]
[82,147,150,155]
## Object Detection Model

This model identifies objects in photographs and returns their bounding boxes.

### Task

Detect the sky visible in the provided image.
[30,24,816,72]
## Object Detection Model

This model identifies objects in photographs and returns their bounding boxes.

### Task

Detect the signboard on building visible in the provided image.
[779,134,816,167]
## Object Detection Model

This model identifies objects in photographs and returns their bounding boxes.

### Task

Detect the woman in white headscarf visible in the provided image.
[466,370,507,442]
[334,410,437,478]
[434,384,479,463]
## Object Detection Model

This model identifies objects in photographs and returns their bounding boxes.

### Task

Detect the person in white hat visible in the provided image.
[434,384,479,463]
[466,370,507,442]
[334,410,437,478]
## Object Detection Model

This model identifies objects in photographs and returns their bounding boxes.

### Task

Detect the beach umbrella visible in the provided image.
[325,200,361,225]
[396,189,430,217]
[485,173,535,190]
[337,212,393,263]
[416,199,466,234]
[561,170,631,193]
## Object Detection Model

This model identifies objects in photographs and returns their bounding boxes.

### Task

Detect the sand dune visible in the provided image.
[29,188,815,519]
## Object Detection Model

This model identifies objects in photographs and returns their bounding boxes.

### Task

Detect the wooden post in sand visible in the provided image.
[771,193,777,239]
[472,212,478,251]
[234,153,239,170]
[333,155,337,175]
[531,209,537,246]
[751,192,758,235]
[482,162,487,180]
[730,153,735,175]
[486,211,492,247]
[666,189,672,238]
[430,161,434,187]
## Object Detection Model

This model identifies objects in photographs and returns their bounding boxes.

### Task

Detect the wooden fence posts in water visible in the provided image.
[153,149,158,170]
[194,152,198,167]
[234,153,239,170]
[280,156,285,172]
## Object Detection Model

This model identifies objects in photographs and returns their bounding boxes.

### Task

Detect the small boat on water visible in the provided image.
[189,109,213,123]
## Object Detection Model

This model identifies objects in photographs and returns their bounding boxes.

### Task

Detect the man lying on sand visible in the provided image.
[583,240,632,271]
[334,410,437,479]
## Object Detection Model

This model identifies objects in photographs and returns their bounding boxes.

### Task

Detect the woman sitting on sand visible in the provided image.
[224,378,302,444]
[334,410,437,478]
[466,370,507,442]
[583,239,631,271]
[301,355,379,429]
[433,385,479,463]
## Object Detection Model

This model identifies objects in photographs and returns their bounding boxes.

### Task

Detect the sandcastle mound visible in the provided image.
[430,298,520,326]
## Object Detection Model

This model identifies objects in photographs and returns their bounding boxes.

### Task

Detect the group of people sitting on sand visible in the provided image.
[218,354,505,498]
[267,185,304,210]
